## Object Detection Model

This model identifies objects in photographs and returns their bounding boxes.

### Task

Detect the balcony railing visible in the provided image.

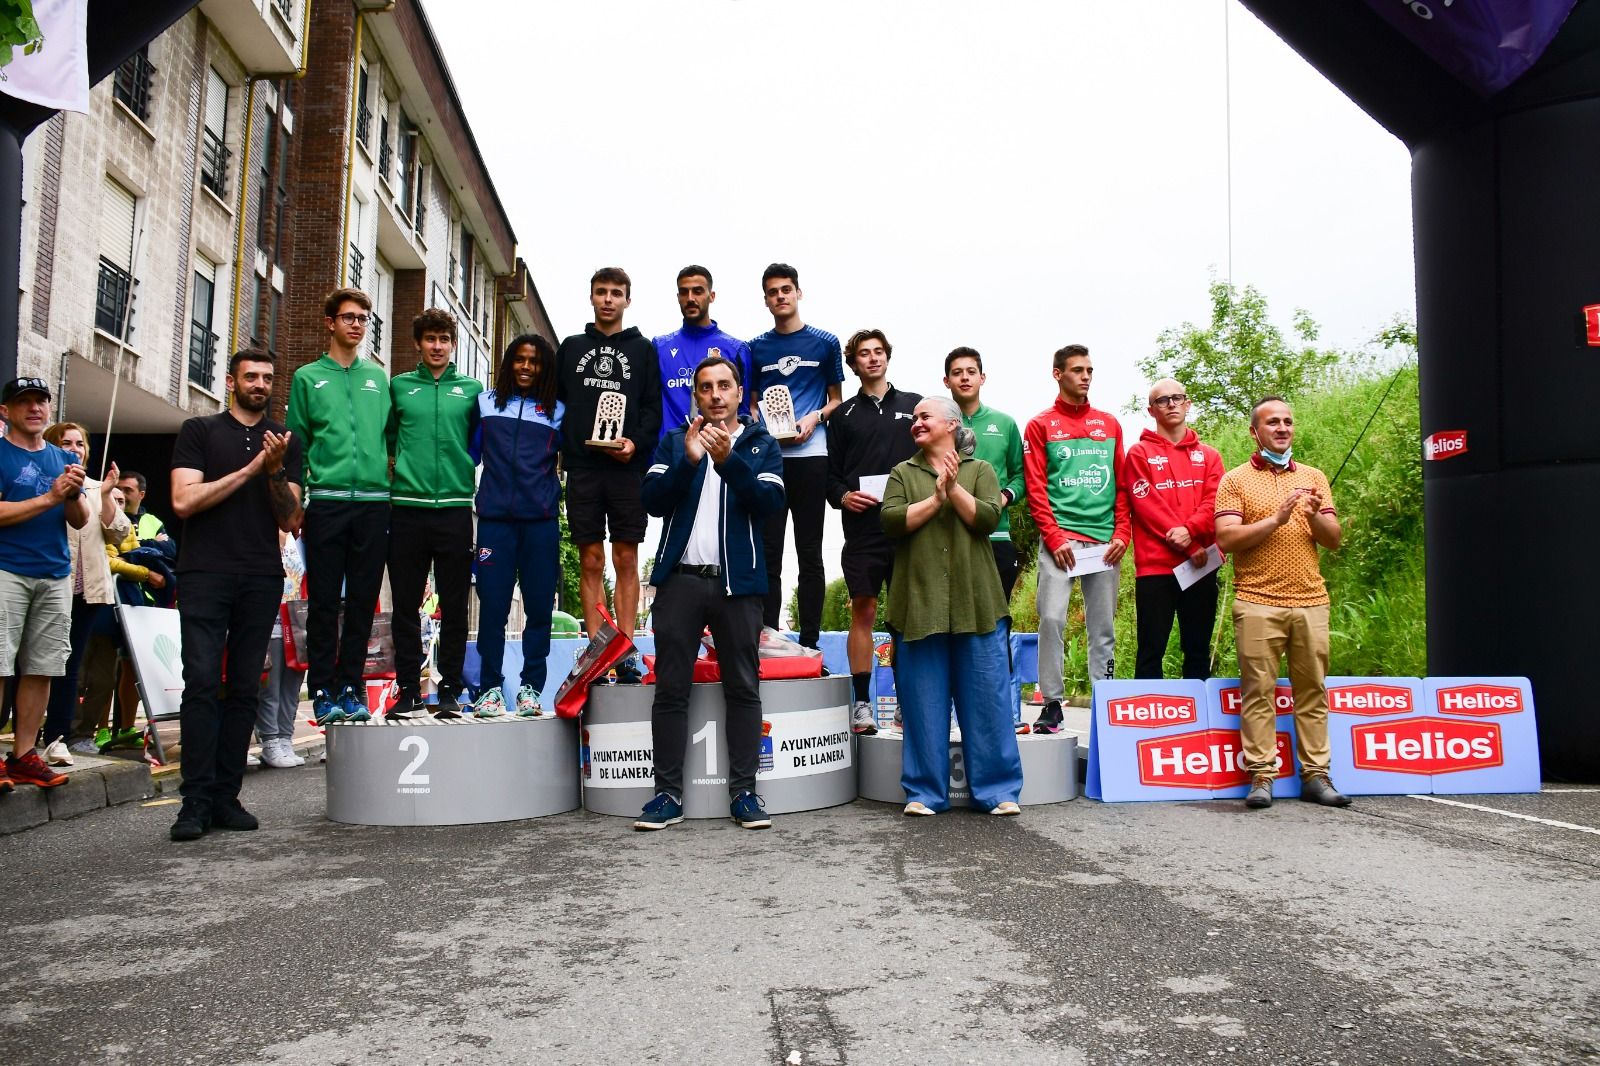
[188,321,218,386]
[200,127,231,198]
[113,49,155,122]
[348,245,364,288]
[95,259,134,341]
[369,311,384,358]
[378,129,392,183]
[356,104,371,147]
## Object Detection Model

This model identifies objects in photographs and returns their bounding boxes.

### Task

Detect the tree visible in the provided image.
[1134,277,1336,430]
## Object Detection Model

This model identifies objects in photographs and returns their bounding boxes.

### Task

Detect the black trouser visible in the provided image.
[387,507,474,701]
[991,540,1020,602]
[177,571,281,808]
[302,500,390,694]
[651,573,763,798]
[1134,571,1219,680]
[762,453,827,647]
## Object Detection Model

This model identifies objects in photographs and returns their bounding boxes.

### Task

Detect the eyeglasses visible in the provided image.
[334,313,370,326]
[1151,394,1189,408]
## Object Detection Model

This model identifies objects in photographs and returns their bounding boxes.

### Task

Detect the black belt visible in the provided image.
[675,563,721,578]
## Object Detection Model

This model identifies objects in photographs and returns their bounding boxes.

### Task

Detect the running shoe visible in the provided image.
[0,764,13,794]
[730,790,772,830]
[93,726,111,749]
[514,685,545,718]
[633,792,683,831]
[311,688,345,726]
[473,687,507,718]
[387,692,426,722]
[6,750,68,789]
[68,737,100,756]
[850,701,877,736]
[612,654,643,685]
[102,727,145,751]
[337,686,372,724]
[1032,699,1064,735]
[44,738,74,766]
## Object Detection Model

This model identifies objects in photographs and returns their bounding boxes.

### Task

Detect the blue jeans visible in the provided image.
[895,622,1024,812]
[474,518,559,695]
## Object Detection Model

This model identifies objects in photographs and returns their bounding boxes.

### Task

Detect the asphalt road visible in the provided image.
[3,769,1597,1065]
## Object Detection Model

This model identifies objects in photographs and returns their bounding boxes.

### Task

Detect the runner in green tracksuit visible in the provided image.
[384,309,483,718]
[284,287,391,723]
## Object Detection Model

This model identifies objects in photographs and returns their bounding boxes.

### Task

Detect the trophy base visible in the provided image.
[769,431,799,443]
[586,439,627,449]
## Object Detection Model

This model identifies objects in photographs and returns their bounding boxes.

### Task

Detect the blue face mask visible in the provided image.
[1259,446,1293,468]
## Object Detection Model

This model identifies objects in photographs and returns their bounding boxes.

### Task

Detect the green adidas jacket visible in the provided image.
[386,364,483,508]
[285,353,393,504]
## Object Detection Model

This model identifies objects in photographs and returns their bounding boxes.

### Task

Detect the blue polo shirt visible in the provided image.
[748,324,844,459]
[0,436,73,578]
[653,320,753,441]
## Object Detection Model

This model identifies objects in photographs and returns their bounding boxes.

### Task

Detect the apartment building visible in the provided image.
[15,0,552,515]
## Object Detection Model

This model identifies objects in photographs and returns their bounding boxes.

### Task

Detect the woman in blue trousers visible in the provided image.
[881,396,1023,816]
[470,334,564,718]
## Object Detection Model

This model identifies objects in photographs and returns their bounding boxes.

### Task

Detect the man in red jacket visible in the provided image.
[1124,379,1223,679]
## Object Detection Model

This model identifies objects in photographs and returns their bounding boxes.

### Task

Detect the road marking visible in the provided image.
[1406,795,1600,836]
[1541,788,1600,794]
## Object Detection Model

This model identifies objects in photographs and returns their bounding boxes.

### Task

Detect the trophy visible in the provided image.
[587,391,628,449]
[759,385,799,442]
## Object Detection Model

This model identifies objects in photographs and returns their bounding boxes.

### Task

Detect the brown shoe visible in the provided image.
[1244,774,1274,809]
[1301,774,1353,808]
[6,750,68,789]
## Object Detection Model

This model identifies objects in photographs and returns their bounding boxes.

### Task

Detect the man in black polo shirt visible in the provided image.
[825,329,919,735]
[168,349,303,842]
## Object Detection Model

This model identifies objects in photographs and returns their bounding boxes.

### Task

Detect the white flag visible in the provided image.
[0,0,89,114]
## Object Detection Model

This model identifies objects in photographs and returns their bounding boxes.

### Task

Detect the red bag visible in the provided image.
[640,649,824,683]
[555,604,636,718]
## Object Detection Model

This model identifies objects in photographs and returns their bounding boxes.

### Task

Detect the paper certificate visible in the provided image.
[1067,542,1114,577]
[1173,544,1224,590]
[858,474,890,501]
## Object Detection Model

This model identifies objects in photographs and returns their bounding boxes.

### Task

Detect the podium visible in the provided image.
[582,676,857,818]
[325,716,580,826]
[856,732,1079,807]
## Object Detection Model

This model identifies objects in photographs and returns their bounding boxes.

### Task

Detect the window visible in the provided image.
[348,199,365,286]
[355,63,371,147]
[189,259,218,387]
[113,46,155,122]
[200,68,230,197]
[96,177,137,340]
[370,256,392,363]
[258,87,290,268]
[378,109,392,183]
[397,113,419,221]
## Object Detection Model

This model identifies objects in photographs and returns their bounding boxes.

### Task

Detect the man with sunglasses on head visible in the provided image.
[1124,380,1223,680]
[286,287,392,726]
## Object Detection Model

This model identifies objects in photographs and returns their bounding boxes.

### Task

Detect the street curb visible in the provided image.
[1,758,153,836]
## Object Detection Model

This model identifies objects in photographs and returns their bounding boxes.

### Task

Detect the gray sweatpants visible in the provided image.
[1036,544,1119,702]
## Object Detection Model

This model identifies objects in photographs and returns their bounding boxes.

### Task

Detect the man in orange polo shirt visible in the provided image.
[1214,396,1350,809]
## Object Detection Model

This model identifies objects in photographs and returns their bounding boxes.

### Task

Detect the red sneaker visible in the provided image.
[6,750,68,789]
[0,764,13,794]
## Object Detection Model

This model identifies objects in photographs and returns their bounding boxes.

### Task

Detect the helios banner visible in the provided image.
[1087,676,1539,802]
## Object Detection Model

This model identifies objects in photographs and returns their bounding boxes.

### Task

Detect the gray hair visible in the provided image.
[922,396,976,456]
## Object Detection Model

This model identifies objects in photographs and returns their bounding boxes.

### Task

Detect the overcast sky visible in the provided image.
[427,0,1417,617]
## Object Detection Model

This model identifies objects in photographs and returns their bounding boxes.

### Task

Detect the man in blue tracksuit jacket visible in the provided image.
[633,355,785,831]
[653,265,752,442]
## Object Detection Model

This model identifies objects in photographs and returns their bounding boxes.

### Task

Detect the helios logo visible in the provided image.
[1436,684,1524,717]
[1328,683,1414,716]
[1108,694,1198,729]
[1219,685,1294,716]
[1137,728,1292,788]
[1351,717,1502,775]
[1423,430,1468,460]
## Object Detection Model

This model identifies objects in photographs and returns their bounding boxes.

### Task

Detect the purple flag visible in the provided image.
[1363,0,1579,95]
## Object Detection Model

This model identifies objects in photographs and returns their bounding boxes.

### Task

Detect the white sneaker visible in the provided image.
[260,738,300,769]
[44,738,74,766]
[69,738,100,756]
[247,751,262,767]
[850,700,877,736]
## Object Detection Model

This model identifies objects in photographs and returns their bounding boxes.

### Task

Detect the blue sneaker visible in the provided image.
[613,654,643,685]
[632,792,683,831]
[311,688,345,727]
[337,685,372,724]
[730,790,771,830]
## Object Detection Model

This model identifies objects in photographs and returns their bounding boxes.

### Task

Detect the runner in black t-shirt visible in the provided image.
[167,349,304,842]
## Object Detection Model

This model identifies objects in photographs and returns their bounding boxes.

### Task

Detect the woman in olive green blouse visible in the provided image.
[881,397,1023,816]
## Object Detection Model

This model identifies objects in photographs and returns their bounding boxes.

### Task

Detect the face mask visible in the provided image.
[1259,446,1293,468]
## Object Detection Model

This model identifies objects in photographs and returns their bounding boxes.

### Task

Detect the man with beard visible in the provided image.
[168,350,303,841]
[654,266,751,442]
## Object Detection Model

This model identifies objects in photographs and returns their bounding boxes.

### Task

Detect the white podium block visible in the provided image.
[325,717,581,826]
[856,731,1079,807]
[582,676,857,818]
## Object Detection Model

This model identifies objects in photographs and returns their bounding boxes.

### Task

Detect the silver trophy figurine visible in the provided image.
[760,384,799,442]
[588,391,628,449]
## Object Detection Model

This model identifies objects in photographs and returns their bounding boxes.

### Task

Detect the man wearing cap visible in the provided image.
[0,377,93,793]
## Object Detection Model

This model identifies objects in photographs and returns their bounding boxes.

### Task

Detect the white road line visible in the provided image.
[1541,788,1600,794]
[1406,794,1600,836]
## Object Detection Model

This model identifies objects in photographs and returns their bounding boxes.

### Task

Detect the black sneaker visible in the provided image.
[211,801,259,831]
[1032,699,1065,735]
[170,800,210,842]
[633,792,684,831]
[387,693,427,722]
[613,655,643,685]
[730,790,772,830]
